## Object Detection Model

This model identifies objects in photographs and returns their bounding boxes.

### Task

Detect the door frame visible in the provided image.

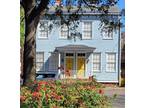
[76,53,86,78]
[64,52,75,77]
[64,52,87,78]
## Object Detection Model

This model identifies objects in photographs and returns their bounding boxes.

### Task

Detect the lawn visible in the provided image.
[20,79,114,108]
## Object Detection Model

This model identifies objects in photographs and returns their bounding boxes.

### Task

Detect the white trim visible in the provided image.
[97,80,119,83]
[82,21,92,39]
[37,20,49,39]
[59,24,68,39]
[106,52,116,72]
[92,53,101,72]
[76,53,86,77]
[58,53,61,78]
[36,52,45,72]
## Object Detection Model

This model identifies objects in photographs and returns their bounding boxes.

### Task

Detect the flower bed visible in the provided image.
[20,79,113,108]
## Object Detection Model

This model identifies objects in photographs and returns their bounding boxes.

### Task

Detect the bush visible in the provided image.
[21,80,113,108]
[121,78,125,87]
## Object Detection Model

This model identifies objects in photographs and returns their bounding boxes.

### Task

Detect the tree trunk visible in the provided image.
[23,15,39,86]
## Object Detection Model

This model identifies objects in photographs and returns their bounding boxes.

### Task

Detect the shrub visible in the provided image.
[21,79,113,108]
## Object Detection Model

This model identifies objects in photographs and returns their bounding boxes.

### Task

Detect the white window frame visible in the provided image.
[82,21,92,39]
[101,27,113,40]
[106,53,116,72]
[36,52,44,71]
[92,53,101,72]
[60,24,68,39]
[38,20,49,39]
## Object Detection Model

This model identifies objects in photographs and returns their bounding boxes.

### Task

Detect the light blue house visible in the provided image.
[36,6,121,83]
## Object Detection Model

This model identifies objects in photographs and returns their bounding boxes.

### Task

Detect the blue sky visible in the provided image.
[118,0,125,32]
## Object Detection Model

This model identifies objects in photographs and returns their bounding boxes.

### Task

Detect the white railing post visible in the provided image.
[58,53,61,79]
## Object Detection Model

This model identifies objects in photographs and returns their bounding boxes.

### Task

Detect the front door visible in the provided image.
[77,55,85,78]
[65,58,73,77]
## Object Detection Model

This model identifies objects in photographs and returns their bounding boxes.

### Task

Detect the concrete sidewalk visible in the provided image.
[104,87,125,108]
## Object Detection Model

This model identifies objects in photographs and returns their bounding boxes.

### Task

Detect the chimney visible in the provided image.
[55,0,61,6]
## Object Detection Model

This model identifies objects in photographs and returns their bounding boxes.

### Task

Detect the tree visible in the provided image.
[20,0,118,86]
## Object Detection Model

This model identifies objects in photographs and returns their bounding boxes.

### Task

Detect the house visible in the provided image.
[35,5,121,83]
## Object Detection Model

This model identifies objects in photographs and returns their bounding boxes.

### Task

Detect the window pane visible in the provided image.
[39,21,48,38]
[102,28,113,39]
[36,52,44,71]
[106,53,116,72]
[83,22,92,39]
[36,52,44,62]
[36,63,44,71]
[61,24,68,38]
[93,53,101,71]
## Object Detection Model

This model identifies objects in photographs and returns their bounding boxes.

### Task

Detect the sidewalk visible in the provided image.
[104,87,125,108]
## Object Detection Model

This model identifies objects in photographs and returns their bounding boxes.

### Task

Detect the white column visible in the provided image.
[58,53,61,78]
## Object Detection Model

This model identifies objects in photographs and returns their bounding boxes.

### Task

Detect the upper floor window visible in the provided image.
[36,52,44,71]
[60,24,68,39]
[102,28,113,39]
[106,53,116,72]
[38,21,49,39]
[93,53,101,72]
[82,22,92,39]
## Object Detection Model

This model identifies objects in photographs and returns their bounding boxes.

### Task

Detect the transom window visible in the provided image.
[93,53,101,72]
[66,53,74,57]
[106,53,116,72]
[83,22,92,39]
[102,28,113,39]
[61,24,68,39]
[38,21,49,38]
[78,53,85,57]
[36,52,44,71]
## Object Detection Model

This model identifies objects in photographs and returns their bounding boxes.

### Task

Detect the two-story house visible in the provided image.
[36,5,121,83]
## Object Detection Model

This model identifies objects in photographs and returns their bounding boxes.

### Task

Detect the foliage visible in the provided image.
[20,6,25,47]
[121,78,125,87]
[21,79,114,108]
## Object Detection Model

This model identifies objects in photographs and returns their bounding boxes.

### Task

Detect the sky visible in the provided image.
[118,0,125,32]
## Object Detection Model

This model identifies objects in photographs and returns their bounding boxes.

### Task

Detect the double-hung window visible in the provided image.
[106,53,116,72]
[36,52,44,71]
[102,28,113,39]
[60,24,68,39]
[83,22,92,39]
[38,21,49,39]
[93,53,101,72]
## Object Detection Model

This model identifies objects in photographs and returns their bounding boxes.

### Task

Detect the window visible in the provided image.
[36,52,44,71]
[66,53,74,57]
[78,53,85,57]
[83,22,92,39]
[48,54,58,71]
[93,53,101,72]
[61,24,68,39]
[102,28,113,39]
[38,21,49,38]
[106,53,116,72]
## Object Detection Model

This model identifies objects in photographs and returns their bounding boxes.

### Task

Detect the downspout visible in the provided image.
[118,15,121,86]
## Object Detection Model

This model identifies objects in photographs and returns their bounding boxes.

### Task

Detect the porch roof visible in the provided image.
[55,44,96,52]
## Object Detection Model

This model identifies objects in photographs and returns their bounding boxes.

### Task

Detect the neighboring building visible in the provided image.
[36,5,121,83]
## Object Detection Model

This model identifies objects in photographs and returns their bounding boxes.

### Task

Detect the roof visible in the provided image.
[47,5,120,15]
[55,44,96,52]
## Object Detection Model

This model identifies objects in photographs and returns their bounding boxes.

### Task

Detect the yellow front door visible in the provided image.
[65,58,73,77]
[77,58,85,78]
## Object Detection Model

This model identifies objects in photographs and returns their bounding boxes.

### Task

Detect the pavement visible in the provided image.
[104,87,125,108]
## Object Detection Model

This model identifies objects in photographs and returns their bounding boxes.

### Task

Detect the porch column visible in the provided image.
[58,52,61,78]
